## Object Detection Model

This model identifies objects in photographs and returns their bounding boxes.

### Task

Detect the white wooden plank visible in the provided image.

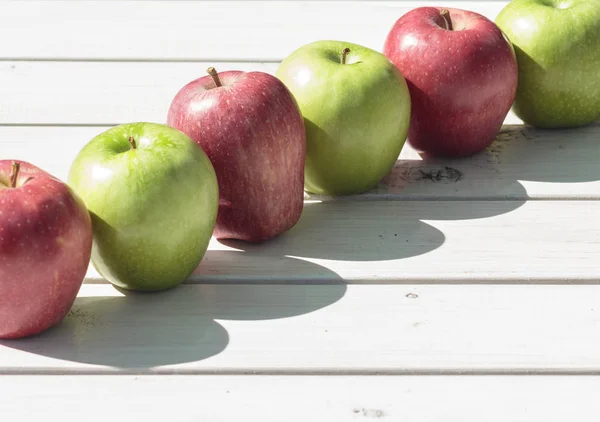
[137,201,600,283]
[2,124,600,201]
[2,283,600,373]
[0,61,525,126]
[2,375,600,422]
[1,1,510,61]
[0,61,278,125]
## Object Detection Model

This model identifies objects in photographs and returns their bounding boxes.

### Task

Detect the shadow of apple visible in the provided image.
[192,249,352,282]
[1,255,348,368]
[216,202,445,262]
[0,291,228,368]
[171,283,347,322]
[490,123,600,184]
[152,253,349,321]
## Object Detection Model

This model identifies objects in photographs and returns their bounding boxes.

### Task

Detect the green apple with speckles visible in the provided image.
[496,0,600,128]
[275,40,411,196]
[67,122,219,292]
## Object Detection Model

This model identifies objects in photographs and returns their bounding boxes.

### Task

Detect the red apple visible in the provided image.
[167,67,306,242]
[383,7,518,157]
[0,160,92,339]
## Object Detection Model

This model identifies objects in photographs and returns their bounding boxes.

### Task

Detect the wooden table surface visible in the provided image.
[2,1,599,420]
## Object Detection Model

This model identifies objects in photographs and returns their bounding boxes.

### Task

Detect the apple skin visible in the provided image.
[167,70,306,243]
[67,122,219,292]
[496,0,600,128]
[383,7,518,157]
[0,160,92,339]
[275,40,411,196]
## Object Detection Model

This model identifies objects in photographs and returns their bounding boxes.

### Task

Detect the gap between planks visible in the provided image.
[5,368,600,376]
[81,277,600,286]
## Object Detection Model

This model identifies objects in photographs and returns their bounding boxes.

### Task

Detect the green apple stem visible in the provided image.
[207,67,222,88]
[128,136,137,150]
[9,161,20,188]
[341,48,351,65]
[440,9,453,31]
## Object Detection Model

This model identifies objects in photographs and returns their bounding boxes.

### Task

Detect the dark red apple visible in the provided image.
[167,67,306,242]
[383,7,518,157]
[0,160,92,339]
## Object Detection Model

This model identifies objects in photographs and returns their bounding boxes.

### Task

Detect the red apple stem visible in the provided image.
[207,67,222,87]
[341,48,351,65]
[440,9,453,31]
[9,161,20,188]
[128,136,137,150]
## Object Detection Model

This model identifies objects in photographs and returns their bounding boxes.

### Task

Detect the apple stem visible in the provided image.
[207,67,222,88]
[341,48,351,65]
[440,9,453,31]
[9,161,20,188]
[128,136,137,150]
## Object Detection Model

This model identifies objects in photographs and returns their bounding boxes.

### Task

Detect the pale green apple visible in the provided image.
[496,0,600,128]
[67,122,219,292]
[276,40,411,196]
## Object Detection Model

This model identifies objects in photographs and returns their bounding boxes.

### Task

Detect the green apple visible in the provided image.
[496,0,600,128]
[67,122,219,292]
[275,40,411,196]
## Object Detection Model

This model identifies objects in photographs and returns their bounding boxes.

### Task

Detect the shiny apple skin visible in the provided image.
[384,7,518,157]
[0,160,92,339]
